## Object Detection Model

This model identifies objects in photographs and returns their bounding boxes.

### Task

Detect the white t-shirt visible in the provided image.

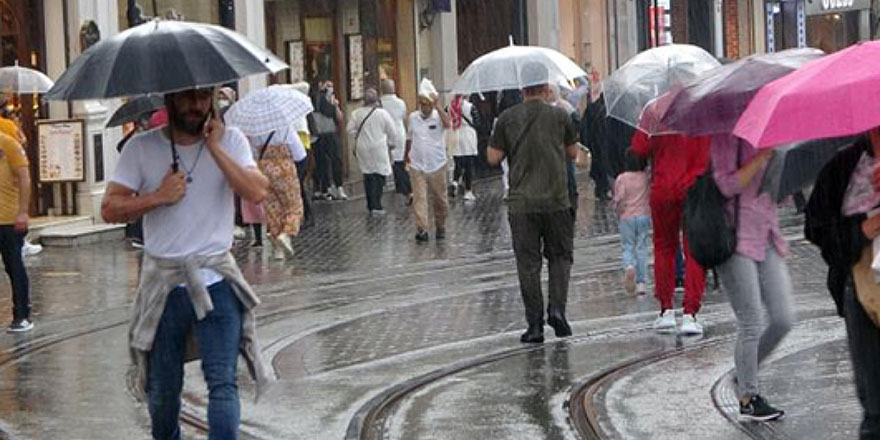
[455,100,478,157]
[248,127,307,162]
[380,95,408,162]
[112,127,256,283]
[407,110,447,173]
[347,106,396,176]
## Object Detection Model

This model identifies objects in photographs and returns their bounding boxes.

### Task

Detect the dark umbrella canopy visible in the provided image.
[104,95,164,127]
[660,48,824,136]
[761,135,856,202]
[45,20,287,101]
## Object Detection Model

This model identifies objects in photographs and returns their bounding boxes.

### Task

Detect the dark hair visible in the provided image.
[623,148,648,172]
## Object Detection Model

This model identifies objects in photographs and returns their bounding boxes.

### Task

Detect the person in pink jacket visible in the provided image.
[613,150,651,295]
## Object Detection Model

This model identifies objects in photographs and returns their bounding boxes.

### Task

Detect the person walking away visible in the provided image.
[631,130,710,335]
[449,95,479,201]
[290,82,316,228]
[101,87,272,438]
[406,80,451,242]
[487,62,580,344]
[312,80,347,201]
[246,128,305,260]
[712,134,793,422]
[380,79,412,201]
[806,128,880,438]
[348,88,398,215]
[613,150,651,295]
[0,130,32,332]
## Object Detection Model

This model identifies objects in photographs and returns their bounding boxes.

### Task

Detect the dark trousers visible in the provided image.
[0,226,29,321]
[845,284,880,439]
[296,157,314,226]
[314,134,343,192]
[508,209,574,326]
[393,161,412,195]
[363,173,386,211]
[453,155,476,191]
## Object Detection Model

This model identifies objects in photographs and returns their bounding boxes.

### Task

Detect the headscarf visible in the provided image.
[450,95,464,130]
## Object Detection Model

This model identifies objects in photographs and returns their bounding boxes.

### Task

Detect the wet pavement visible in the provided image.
[0,175,858,439]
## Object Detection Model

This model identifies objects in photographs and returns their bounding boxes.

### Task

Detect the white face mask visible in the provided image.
[218,99,230,108]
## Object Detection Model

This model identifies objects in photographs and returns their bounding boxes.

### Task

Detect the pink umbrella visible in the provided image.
[733,41,880,148]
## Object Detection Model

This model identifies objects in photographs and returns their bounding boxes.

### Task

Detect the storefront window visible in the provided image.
[117,1,220,30]
[376,0,398,83]
[807,11,860,53]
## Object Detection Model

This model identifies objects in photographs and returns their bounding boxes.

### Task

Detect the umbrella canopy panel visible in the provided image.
[45,20,287,101]
[224,85,314,137]
[734,41,880,148]
[604,44,720,130]
[660,48,824,136]
[0,65,54,94]
[104,95,165,128]
[452,45,587,95]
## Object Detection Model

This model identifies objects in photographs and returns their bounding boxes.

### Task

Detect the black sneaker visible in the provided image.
[7,319,33,333]
[415,230,429,242]
[740,395,784,421]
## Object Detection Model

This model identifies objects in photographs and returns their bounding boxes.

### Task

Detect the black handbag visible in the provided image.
[684,145,741,269]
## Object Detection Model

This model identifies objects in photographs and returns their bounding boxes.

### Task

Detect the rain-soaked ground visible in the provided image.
[0,175,857,439]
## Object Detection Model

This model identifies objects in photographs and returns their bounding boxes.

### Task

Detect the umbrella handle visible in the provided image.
[170,136,179,172]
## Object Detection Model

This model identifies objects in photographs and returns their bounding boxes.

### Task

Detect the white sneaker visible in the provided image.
[636,283,647,295]
[277,233,295,258]
[653,310,677,334]
[623,266,636,294]
[680,314,704,336]
[233,226,247,240]
[22,241,43,257]
[463,191,476,201]
[336,186,349,200]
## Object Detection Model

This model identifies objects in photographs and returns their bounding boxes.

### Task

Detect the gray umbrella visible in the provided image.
[45,19,287,101]
[104,95,164,128]
[761,136,857,202]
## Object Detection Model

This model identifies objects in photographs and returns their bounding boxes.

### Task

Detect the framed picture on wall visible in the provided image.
[36,119,85,183]
[346,34,364,101]
[286,40,305,83]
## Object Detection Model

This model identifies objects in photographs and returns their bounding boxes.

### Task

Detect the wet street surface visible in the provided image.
[0,176,856,439]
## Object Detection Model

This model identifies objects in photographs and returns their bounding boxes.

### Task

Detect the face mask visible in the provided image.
[325,87,334,96]
[218,99,230,108]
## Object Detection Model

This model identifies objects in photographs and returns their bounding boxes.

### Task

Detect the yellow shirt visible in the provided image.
[298,131,311,150]
[0,132,28,224]
[0,117,20,141]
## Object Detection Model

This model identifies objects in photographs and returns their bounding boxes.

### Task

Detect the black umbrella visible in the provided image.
[761,136,858,202]
[104,95,164,128]
[45,20,287,101]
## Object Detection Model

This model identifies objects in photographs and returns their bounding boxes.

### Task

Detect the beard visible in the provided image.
[169,106,209,136]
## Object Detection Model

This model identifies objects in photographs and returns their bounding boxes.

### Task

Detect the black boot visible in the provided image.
[520,324,544,343]
[547,308,572,337]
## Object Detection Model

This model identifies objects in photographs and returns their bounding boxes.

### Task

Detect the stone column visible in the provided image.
[526,0,561,50]
[43,0,123,219]
[234,0,267,97]
[429,0,458,104]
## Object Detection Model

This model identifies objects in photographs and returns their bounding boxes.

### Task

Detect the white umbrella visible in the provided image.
[224,85,313,136]
[452,44,587,95]
[0,63,54,94]
[603,44,719,129]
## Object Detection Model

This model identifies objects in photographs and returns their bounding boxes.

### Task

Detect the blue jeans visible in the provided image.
[148,280,243,440]
[620,215,651,284]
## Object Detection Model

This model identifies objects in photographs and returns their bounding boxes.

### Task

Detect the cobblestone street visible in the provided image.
[0,177,854,439]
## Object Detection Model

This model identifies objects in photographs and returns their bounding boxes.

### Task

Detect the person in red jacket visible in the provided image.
[631,131,710,335]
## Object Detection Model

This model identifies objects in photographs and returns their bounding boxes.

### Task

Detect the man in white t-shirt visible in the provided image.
[406,89,451,242]
[380,79,411,198]
[101,87,269,438]
[348,88,398,214]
